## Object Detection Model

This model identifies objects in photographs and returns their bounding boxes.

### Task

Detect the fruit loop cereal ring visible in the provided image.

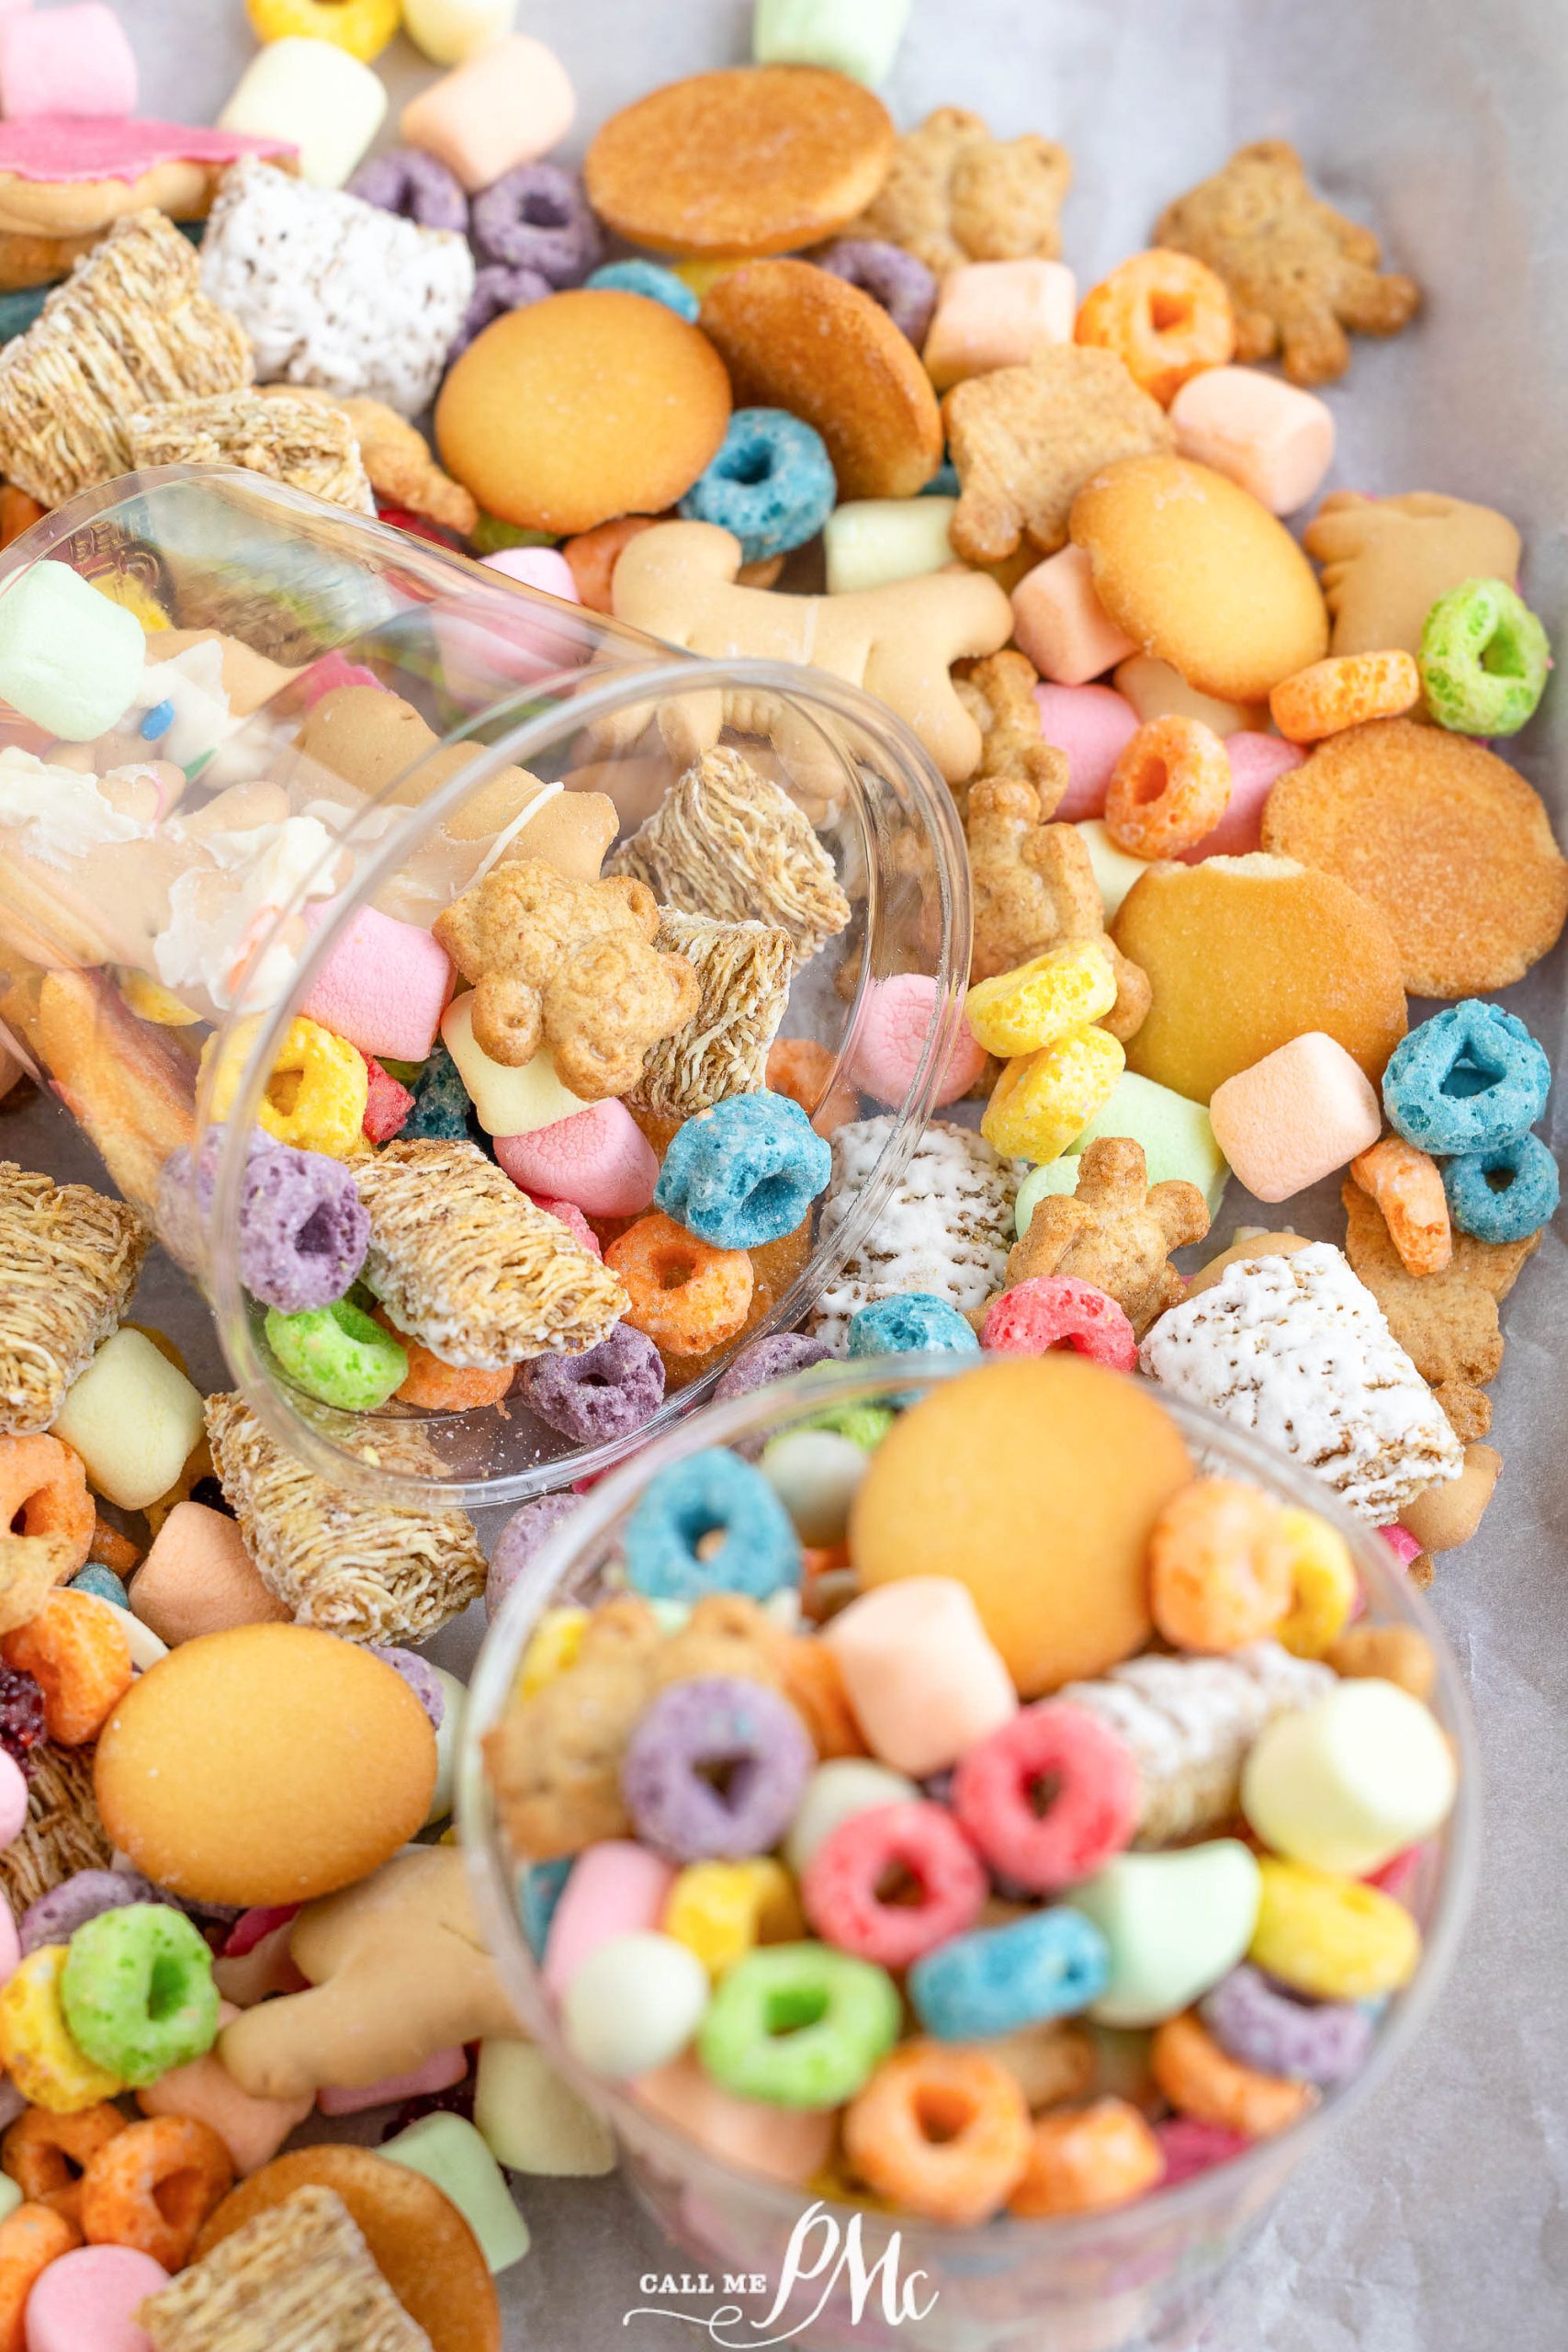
[965,941,1117,1059]
[952,1702,1139,1892]
[698,1942,901,2108]
[803,1801,988,1969]
[605,1213,756,1355]
[1,1591,132,1747]
[471,163,603,285]
[0,1949,124,2114]
[1200,1962,1373,2087]
[1104,716,1232,858]
[78,2115,233,2270]
[1269,649,1420,742]
[621,1675,815,1862]
[847,1293,981,1370]
[662,1857,803,1980]
[1150,2009,1314,2139]
[371,1311,513,1410]
[908,1910,1110,2043]
[1,2104,125,2223]
[517,1324,667,1445]
[561,514,660,611]
[623,1448,801,1605]
[0,1437,92,1580]
[1248,1857,1421,1999]
[979,1276,1137,1372]
[0,2202,80,2352]
[1442,1132,1560,1246]
[18,1871,174,1960]
[1381,1001,1550,1158]
[1007,2096,1166,2216]
[656,1093,833,1251]
[61,1905,220,2087]
[679,410,837,564]
[843,2041,1032,2225]
[1075,249,1235,406]
[1270,1507,1357,1659]
[1348,1136,1452,1277]
[1147,1478,1295,1654]
[1419,575,1551,737]
[981,1026,1124,1163]
[203,1016,369,1160]
[585,259,701,322]
[516,1604,590,1696]
[815,239,938,349]
[263,1299,409,1411]
[1155,2115,1251,2184]
[347,147,468,232]
[247,0,398,58]
[765,1038,860,1140]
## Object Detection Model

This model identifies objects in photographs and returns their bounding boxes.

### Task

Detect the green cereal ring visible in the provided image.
[264,1298,407,1409]
[1418,576,1551,736]
[698,1941,899,2108]
[61,1903,220,2086]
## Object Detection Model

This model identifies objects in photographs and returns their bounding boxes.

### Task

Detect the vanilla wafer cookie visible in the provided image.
[810,1116,1018,1350]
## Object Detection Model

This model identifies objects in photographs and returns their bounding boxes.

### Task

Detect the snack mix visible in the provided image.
[0,0,1551,2338]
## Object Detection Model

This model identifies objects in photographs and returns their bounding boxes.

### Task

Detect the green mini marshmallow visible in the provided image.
[380,2111,532,2272]
[473,2040,616,2177]
[753,0,911,84]
[1074,820,1153,922]
[1015,1071,1230,1229]
[1068,1841,1261,2030]
[0,560,146,740]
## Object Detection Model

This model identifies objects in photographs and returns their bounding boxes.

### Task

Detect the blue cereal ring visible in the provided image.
[68,1565,129,1610]
[1382,1001,1550,1156]
[1442,1131,1560,1243]
[1418,576,1551,737]
[403,1043,474,1142]
[655,1091,832,1251]
[585,259,700,322]
[624,1447,802,1605]
[847,1292,981,1364]
[908,1909,1110,2041]
[520,1857,574,1957]
[679,409,836,563]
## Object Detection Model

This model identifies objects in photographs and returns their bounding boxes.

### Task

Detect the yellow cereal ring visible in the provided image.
[0,1950,124,2115]
[1271,1507,1357,1658]
[517,1607,590,1698]
[202,1014,368,1159]
[663,1859,804,1981]
[965,941,1117,1060]
[245,0,399,61]
[981,1026,1124,1164]
[1248,1857,1420,2000]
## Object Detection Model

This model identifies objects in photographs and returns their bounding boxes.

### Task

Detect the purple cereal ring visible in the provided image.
[815,238,938,348]
[471,164,602,286]
[714,1332,833,1408]
[159,1131,367,1312]
[367,1645,446,1732]
[349,147,469,234]
[621,1676,814,1862]
[486,1492,581,1622]
[19,1868,175,1957]
[517,1326,666,1447]
[1201,1963,1374,2088]
[450,262,553,356]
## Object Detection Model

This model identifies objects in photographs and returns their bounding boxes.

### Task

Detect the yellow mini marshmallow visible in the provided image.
[517,1606,589,1698]
[965,940,1117,1060]
[1247,1857,1421,2001]
[981,1026,1124,1164]
[52,1328,206,1513]
[246,0,400,61]
[440,993,591,1137]
[1243,1679,1457,1879]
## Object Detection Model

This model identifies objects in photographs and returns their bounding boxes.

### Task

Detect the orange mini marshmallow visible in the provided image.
[400,32,575,192]
[824,1577,1017,1776]
[1209,1033,1382,1203]
[923,260,1077,391]
[635,2055,833,2188]
[130,1504,291,1647]
[1168,367,1336,516]
[137,2003,312,2177]
[1011,546,1138,686]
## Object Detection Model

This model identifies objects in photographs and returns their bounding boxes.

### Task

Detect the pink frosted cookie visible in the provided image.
[1179,731,1304,862]
[318,2044,468,2116]
[1033,682,1140,820]
[20,2245,171,2352]
[525,1193,604,1257]
[482,545,583,601]
[847,973,987,1109]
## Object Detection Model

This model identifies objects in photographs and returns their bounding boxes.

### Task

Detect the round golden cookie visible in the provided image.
[1111,852,1408,1105]
[700,259,943,501]
[584,67,895,257]
[848,1356,1191,1697]
[194,2145,499,2352]
[1260,717,1568,996]
[1070,454,1328,703]
[434,290,732,533]
[94,1625,436,1905]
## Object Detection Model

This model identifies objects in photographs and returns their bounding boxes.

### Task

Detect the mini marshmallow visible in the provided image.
[542,1839,675,1997]
[220,37,388,189]
[923,259,1076,390]
[401,0,518,65]
[481,546,582,601]
[1112,653,1264,738]
[1241,1679,1456,1878]
[0,560,144,741]
[635,2053,834,2185]
[1209,1033,1382,1203]
[494,1098,659,1218]
[823,497,957,596]
[848,972,988,1109]
[1179,731,1304,863]
[1033,683,1140,821]
[381,2112,531,2272]
[753,0,911,85]
[1016,1069,1230,1227]
[1169,366,1336,516]
[439,991,592,1136]
[824,1577,1017,1776]
[1074,819,1151,921]
[473,2039,615,2176]
[0,2,136,119]
[138,1999,313,2174]
[130,1502,292,1646]
[301,903,455,1062]
[318,2044,468,2117]
[52,1329,205,1512]
[400,33,575,195]
[1011,546,1138,685]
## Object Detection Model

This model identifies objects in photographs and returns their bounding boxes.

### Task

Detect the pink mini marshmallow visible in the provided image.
[1380,1525,1423,1571]
[318,2044,468,2117]
[1179,731,1304,862]
[922,258,1076,390]
[495,1098,658,1217]
[0,1892,17,1992]
[0,4,136,119]
[1033,683,1141,820]
[400,32,575,193]
[482,546,582,602]
[21,2245,169,2352]
[0,1748,26,1851]
[824,1577,1017,1777]
[1168,366,1336,516]
[1208,1032,1382,1202]
[847,972,987,1109]
[1011,546,1138,685]
[139,2000,312,2176]
[525,1192,603,1256]
[635,2056,834,2188]
[543,1840,674,1998]
[301,902,455,1063]
[293,651,384,708]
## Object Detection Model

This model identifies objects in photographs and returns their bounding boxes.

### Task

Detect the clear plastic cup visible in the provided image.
[0,468,969,1506]
[460,1355,1479,2352]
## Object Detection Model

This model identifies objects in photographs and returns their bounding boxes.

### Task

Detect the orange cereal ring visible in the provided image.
[843,2042,1032,2226]
[2,2102,126,2225]
[605,1212,754,1356]
[1151,2010,1314,2140]
[560,514,663,611]
[773,1634,867,1759]
[1349,1136,1452,1276]
[1075,249,1235,405]
[1105,716,1232,858]
[1007,2097,1166,2217]
[0,1591,133,1747]
[371,1310,513,1411]
[87,1515,141,1577]
[1147,1477,1294,1653]
[0,1438,93,1579]
[79,2115,233,2271]
[1269,650,1420,744]
[0,2202,80,2352]
[766,1038,860,1139]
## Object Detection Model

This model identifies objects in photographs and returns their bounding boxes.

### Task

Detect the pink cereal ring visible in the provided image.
[1379,1526,1422,1573]
[802,1801,988,1970]
[523,1193,603,1257]
[980,1276,1136,1371]
[1153,2116,1251,2185]
[847,974,988,1110]
[952,1702,1140,1892]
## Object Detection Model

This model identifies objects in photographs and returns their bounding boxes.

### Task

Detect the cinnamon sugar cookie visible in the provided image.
[1261,718,1568,995]
[840,105,1071,277]
[944,345,1173,565]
